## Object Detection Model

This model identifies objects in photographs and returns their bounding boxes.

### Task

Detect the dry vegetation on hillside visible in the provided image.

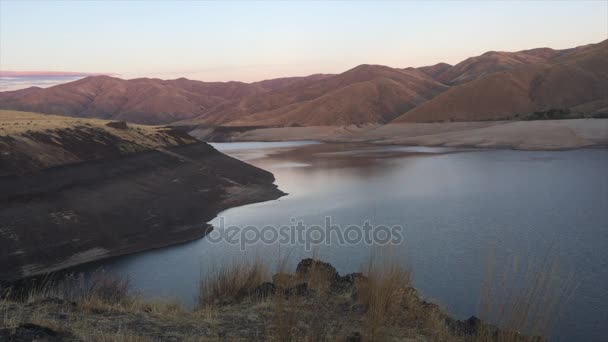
[1,252,565,342]
[0,109,196,174]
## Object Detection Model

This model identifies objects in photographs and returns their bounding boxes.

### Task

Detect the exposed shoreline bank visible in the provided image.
[189,118,608,151]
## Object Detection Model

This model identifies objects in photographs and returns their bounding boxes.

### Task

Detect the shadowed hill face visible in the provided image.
[393,40,608,123]
[181,64,449,126]
[0,110,285,280]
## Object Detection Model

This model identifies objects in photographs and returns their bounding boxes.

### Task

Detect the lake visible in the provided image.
[78,142,608,341]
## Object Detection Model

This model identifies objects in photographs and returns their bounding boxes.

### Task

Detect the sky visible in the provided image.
[0,0,607,86]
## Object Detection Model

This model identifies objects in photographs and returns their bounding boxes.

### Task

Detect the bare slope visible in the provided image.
[433,47,565,85]
[0,76,267,125]
[0,110,284,280]
[394,40,608,122]
[1,40,604,127]
[181,64,449,126]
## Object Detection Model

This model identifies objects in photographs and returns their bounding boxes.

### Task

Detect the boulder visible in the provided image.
[253,282,276,298]
[295,258,338,282]
[332,272,366,292]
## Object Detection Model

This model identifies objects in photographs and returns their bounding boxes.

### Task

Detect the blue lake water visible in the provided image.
[79,142,608,341]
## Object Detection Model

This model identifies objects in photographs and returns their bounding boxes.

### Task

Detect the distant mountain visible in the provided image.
[393,40,608,122]
[0,76,272,124]
[1,40,605,126]
[181,64,448,126]
[432,47,567,85]
[252,74,334,91]
[416,63,452,79]
[0,74,338,125]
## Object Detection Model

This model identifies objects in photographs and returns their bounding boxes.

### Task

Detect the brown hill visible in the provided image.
[434,47,566,85]
[416,62,452,79]
[180,64,449,126]
[394,40,608,123]
[0,74,339,125]
[0,76,267,125]
[252,74,334,91]
[1,40,604,127]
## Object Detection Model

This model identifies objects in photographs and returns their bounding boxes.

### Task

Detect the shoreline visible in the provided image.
[1,126,286,281]
[189,118,608,151]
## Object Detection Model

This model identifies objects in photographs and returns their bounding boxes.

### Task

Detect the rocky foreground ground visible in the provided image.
[0,259,540,342]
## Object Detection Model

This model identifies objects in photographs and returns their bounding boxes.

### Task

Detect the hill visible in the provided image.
[394,40,608,122]
[432,47,566,85]
[416,62,452,79]
[180,64,449,126]
[0,110,283,280]
[0,76,269,125]
[1,40,605,127]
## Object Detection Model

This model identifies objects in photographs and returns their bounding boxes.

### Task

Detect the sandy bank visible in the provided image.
[192,119,608,150]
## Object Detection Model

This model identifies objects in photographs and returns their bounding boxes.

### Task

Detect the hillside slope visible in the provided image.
[0,76,269,125]
[0,110,284,280]
[1,40,605,127]
[394,40,608,122]
[181,64,449,126]
[433,47,566,85]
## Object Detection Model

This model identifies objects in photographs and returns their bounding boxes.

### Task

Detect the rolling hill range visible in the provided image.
[181,64,450,126]
[0,74,330,125]
[0,40,606,126]
[394,39,608,122]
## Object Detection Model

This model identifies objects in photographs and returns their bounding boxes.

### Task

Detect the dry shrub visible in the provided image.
[198,257,270,307]
[270,252,300,342]
[19,270,130,305]
[358,250,413,340]
[477,248,575,342]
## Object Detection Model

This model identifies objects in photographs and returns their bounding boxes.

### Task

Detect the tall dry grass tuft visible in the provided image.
[198,257,270,307]
[270,251,300,342]
[477,247,576,342]
[10,270,130,306]
[358,249,413,340]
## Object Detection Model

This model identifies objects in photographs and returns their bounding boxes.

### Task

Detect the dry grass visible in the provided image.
[357,250,414,340]
[0,109,159,137]
[198,257,270,307]
[1,251,567,341]
[0,109,196,173]
[477,248,574,342]
[19,271,130,306]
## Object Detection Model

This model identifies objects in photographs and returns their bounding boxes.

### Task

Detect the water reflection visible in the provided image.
[76,142,608,342]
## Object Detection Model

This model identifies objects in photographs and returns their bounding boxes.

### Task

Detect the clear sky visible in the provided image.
[1,0,607,82]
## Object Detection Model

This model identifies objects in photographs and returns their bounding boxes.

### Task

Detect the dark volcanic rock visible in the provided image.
[253,282,276,298]
[332,272,366,292]
[284,283,310,297]
[295,258,339,282]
